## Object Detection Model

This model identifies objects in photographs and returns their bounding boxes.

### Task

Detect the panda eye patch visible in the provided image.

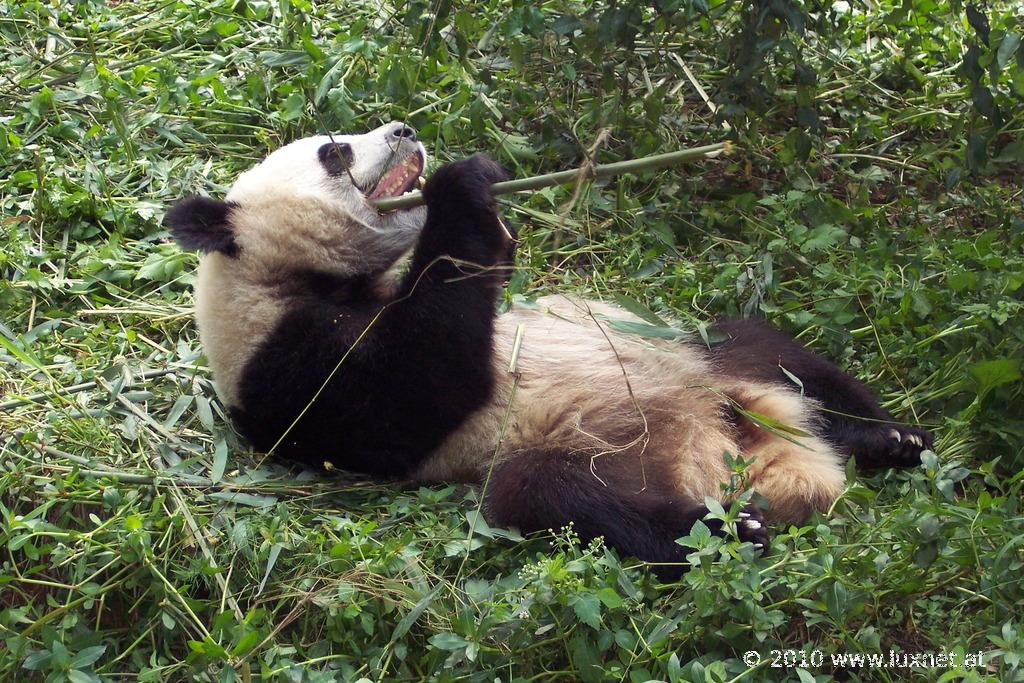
[318,142,354,176]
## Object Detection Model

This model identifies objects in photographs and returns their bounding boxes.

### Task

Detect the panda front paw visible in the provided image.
[848,424,933,469]
[422,154,509,208]
[420,155,514,267]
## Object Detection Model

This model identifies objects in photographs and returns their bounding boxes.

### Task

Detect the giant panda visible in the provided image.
[166,121,933,577]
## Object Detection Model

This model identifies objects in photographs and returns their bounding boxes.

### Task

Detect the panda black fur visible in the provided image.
[166,122,933,578]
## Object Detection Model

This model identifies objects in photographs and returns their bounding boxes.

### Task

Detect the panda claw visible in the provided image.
[851,424,933,470]
[735,504,770,554]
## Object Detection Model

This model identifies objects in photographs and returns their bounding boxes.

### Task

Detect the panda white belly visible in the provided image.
[416,296,846,524]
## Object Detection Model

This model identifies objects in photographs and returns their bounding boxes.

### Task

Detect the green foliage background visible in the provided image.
[1,0,1023,681]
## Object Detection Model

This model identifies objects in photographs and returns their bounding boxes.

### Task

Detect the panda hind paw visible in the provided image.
[736,505,770,554]
[849,424,933,469]
[700,503,770,554]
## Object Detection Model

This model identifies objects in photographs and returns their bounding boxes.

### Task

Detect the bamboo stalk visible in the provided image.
[370,141,729,212]
[0,368,176,411]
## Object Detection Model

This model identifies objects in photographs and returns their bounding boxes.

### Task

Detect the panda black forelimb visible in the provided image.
[402,154,514,296]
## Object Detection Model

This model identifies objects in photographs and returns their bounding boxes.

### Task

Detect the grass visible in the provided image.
[1,0,1023,681]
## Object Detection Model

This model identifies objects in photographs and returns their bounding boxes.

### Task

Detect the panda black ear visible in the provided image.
[165,196,238,256]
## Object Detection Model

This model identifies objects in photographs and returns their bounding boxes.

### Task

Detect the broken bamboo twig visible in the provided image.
[371,141,730,212]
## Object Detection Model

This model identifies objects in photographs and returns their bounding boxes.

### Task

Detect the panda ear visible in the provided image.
[165,196,238,256]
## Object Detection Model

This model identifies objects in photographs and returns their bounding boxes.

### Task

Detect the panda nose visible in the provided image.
[390,123,417,142]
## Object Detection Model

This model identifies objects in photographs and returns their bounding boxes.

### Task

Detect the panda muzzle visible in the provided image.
[366,152,425,200]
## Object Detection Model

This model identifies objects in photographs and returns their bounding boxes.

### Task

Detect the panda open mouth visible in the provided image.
[366,151,425,201]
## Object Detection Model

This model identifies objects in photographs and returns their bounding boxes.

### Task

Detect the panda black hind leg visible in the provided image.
[485,450,769,580]
[711,319,933,469]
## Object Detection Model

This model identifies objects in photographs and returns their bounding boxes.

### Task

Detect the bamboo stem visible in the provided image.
[0,368,176,411]
[370,141,729,212]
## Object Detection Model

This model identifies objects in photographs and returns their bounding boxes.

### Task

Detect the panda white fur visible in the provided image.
[166,121,932,577]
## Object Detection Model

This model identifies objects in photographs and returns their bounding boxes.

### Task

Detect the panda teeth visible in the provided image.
[367,152,425,201]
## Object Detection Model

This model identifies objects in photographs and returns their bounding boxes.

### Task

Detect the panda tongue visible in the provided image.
[367,155,422,200]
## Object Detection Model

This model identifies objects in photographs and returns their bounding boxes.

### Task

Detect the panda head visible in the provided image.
[165,121,428,278]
